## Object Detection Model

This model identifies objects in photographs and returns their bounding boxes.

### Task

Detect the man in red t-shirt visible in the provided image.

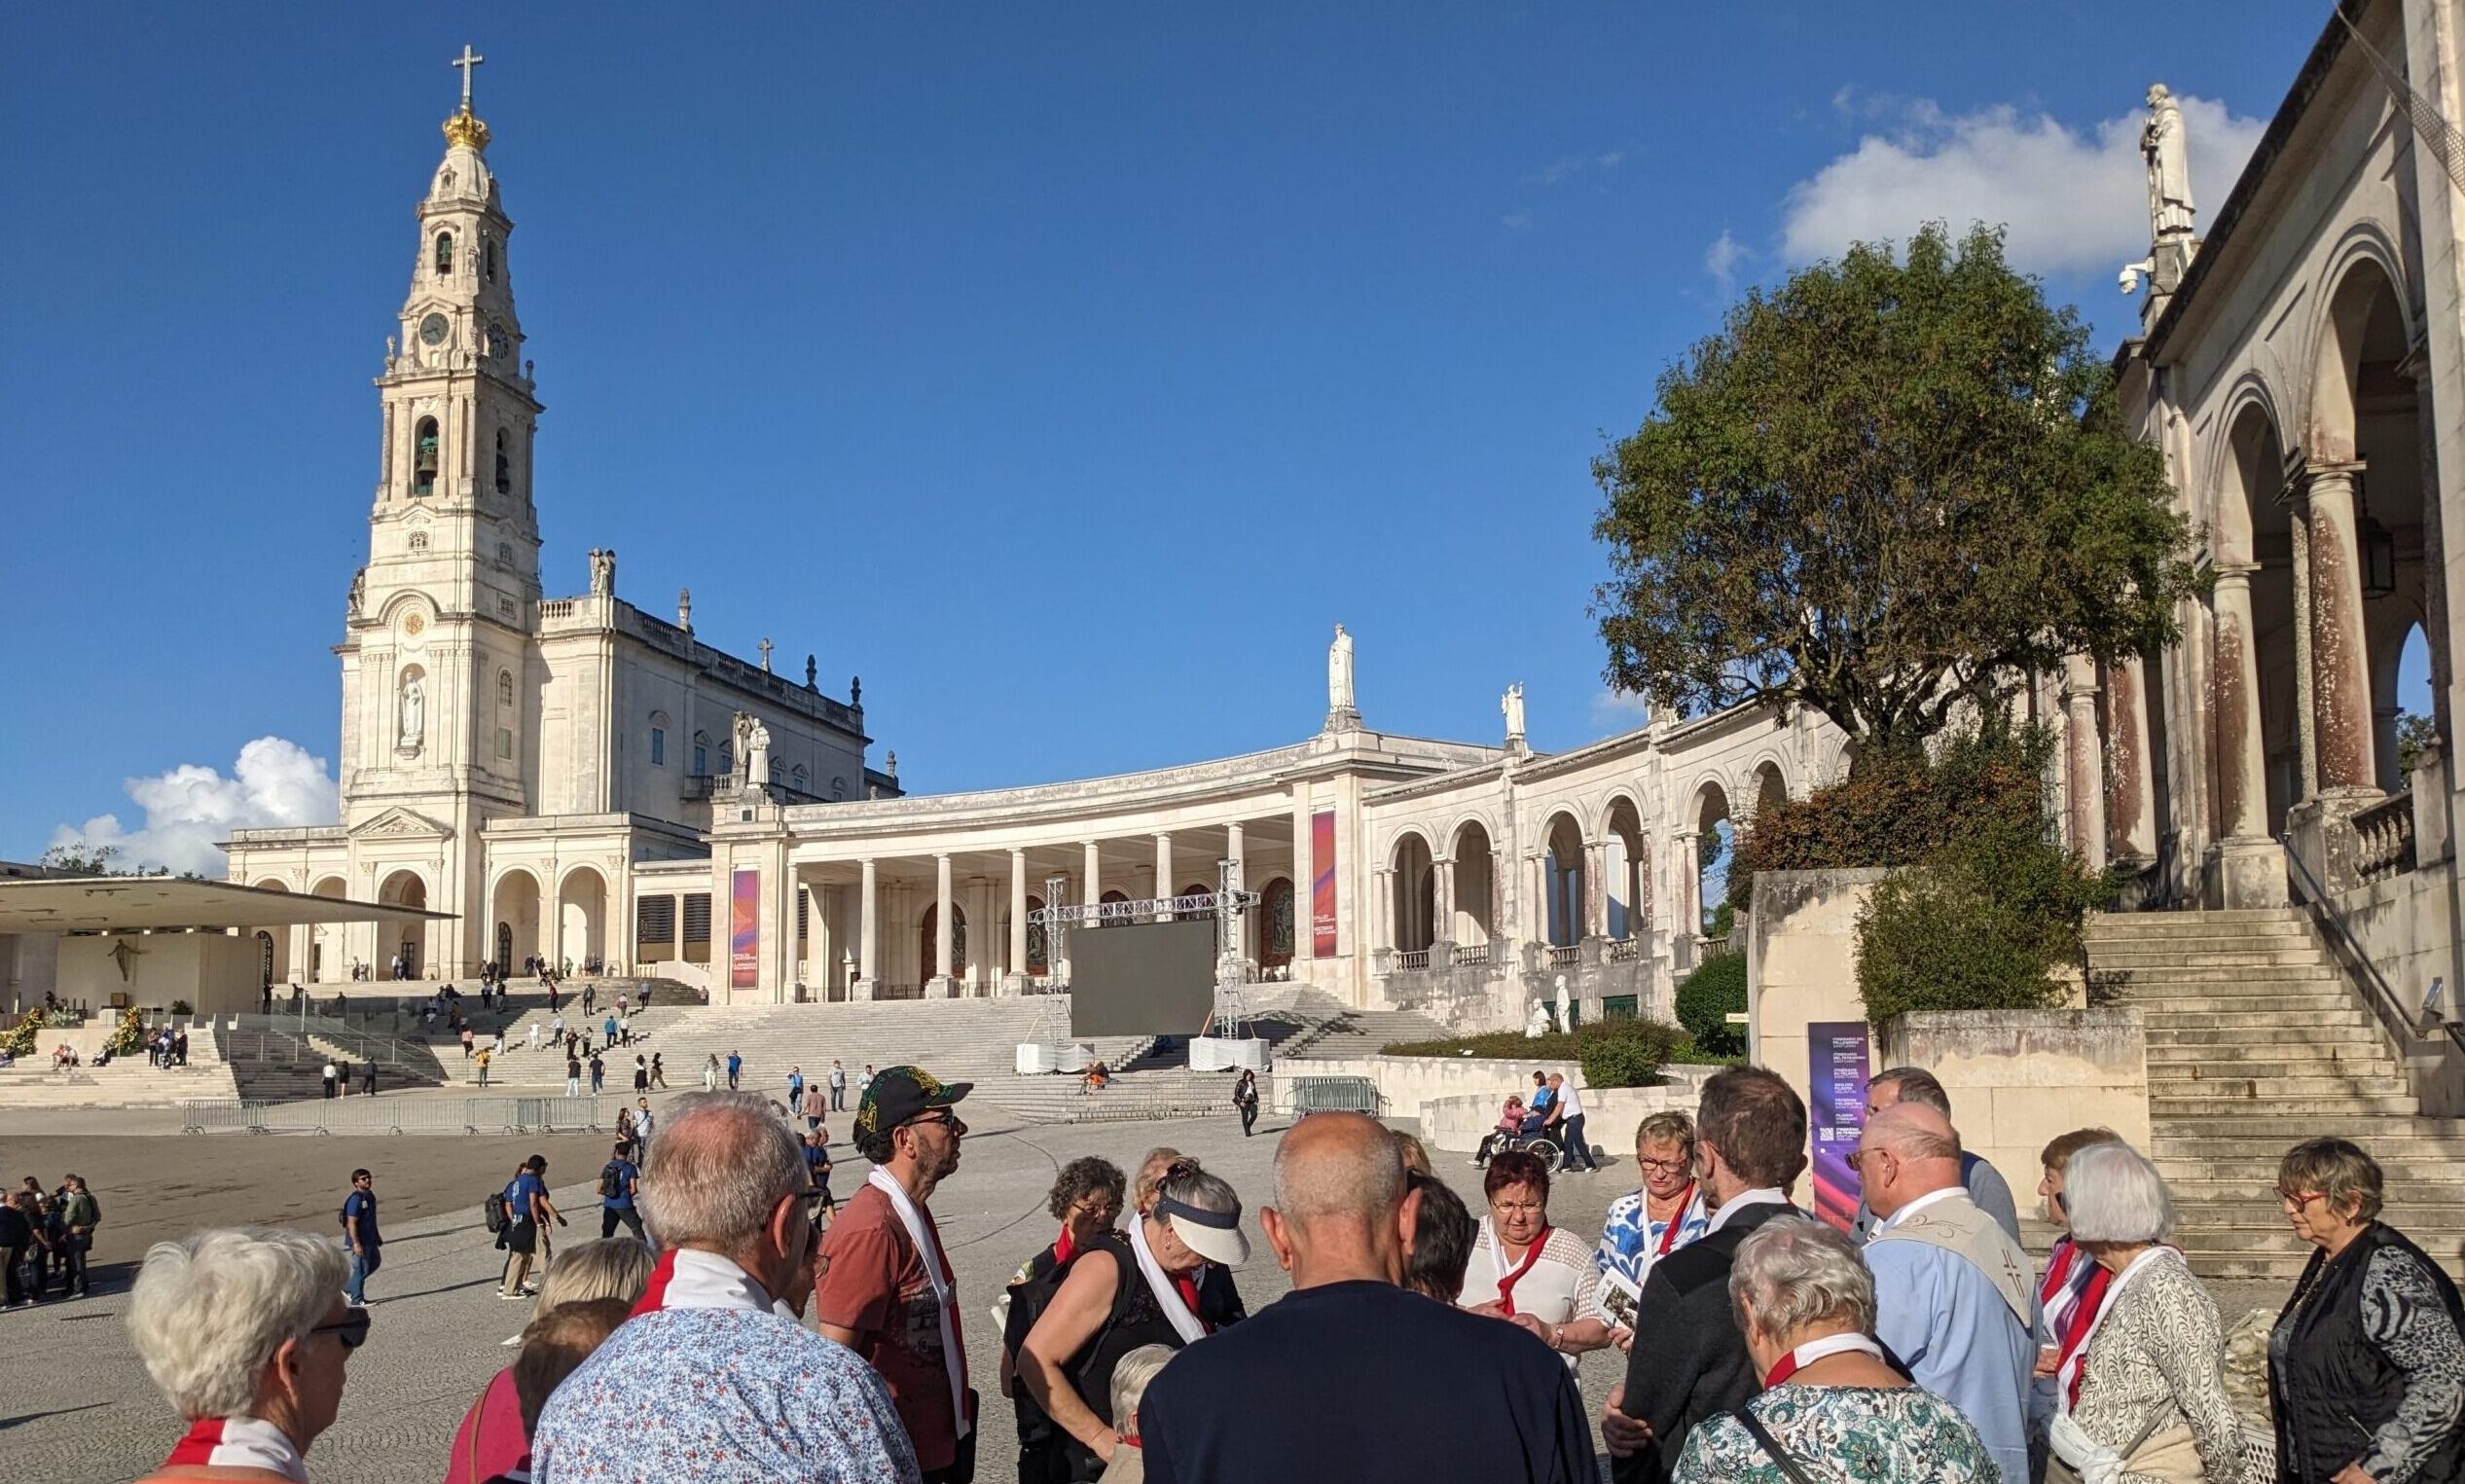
[816,1064,977,1481]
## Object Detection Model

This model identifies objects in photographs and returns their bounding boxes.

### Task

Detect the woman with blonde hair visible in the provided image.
[446,1237,655,1484]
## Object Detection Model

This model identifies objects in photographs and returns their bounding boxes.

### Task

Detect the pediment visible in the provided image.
[348,807,453,841]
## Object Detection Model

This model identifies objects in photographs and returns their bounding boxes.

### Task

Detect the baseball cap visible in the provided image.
[1155,1192,1251,1267]
[853,1065,971,1150]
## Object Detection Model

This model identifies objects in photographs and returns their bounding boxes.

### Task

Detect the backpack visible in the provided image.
[598,1160,629,1200]
[483,1189,510,1234]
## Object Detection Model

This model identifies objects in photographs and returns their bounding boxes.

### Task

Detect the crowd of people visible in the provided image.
[116,1052,2465,1484]
[1,1174,100,1307]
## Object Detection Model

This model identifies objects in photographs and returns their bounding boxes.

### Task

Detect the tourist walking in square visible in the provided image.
[497,1155,562,1301]
[649,1052,667,1089]
[702,1053,719,1091]
[564,1050,582,1099]
[1546,1071,1598,1173]
[634,1054,650,1094]
[321,1061,339,1100]
[788,1064,805,1111]
[816,1066,976,1482]
[830,1058,848,1111]
[726,1049,743,1090]
[598,1141,644,1244]
[340,1169,381,1306]
[589,1050,605,1095]
[0,1190,31,1309]
[801,1081,825,1132]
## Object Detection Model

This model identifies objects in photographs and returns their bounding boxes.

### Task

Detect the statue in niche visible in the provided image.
[2143,84,2195,241]
[588,548,615,597]
[1327,624,1358,722]
[398,672,425,750]
[1503,682,1526,741]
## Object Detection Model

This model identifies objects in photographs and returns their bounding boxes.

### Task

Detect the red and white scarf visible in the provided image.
[2057,1246,2177,1413]
[164,1416,308,1481]
[1760,1332,1885,1388]
[631,1248,798,1321]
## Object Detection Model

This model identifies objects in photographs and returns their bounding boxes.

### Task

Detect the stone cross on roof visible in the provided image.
[452,45,485,111]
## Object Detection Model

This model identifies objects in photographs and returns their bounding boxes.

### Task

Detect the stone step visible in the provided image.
[2085,928,2317,950]
[2139,1007,2376,1032]
[2088,952,2336,971]
[2144,1019,2380,1043]
[2158,1084,2425,1108]
[2145,1046,2400,1074]
[2132,994,2375,1016]
[2093,962,2346,983]
[2090,909,2309,928]
[2160,1158,2465,1187]
[2177,1247,2465,1283]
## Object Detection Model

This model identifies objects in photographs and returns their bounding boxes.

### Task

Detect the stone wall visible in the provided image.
[1287,1052,1716,1140]
[1746,869,1886,1115]
[2318,855,2465,1115]
[56,933,265,1016]
[1879,1008,2152,1196]
[1421,1082,1706,1154]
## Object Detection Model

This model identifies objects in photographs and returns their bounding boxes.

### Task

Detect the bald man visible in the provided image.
[1860,1103,2039,1484]
[1138,1113,1595,1484]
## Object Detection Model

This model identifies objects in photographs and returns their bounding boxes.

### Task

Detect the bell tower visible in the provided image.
[343,46,542,823]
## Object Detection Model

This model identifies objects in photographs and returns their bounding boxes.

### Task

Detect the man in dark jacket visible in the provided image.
[1607,1067,1808,1484]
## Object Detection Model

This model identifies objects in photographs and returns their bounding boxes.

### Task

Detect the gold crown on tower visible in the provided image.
[443,106,491,152]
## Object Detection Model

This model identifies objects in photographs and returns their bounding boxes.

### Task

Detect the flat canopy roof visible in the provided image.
[0,877,453,934]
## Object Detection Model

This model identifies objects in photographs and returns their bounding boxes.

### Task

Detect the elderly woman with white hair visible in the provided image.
[1674,1214,1993,1482]
[2047,1140,2248,1484]
[127,1226,365,1482]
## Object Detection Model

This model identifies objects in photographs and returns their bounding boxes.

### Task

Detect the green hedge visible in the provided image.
[1675,953,1748,1056]
[1855,813,2113,1027]
[1382,1016,1686,1088]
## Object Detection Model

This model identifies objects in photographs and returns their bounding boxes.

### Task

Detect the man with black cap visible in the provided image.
[816,1065,978,1482]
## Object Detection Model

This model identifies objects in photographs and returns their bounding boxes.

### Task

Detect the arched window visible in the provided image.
[495,541,513,566]
[408,531,429,552]
[412,417,439,497]
[692,731,709,777]
[434,232,454,275]
[792,764,809,794]
[830,777,848,800]
[494,430,512,496]
[495,670,516,760]
[497,670,515,707]
[483,236,497,283]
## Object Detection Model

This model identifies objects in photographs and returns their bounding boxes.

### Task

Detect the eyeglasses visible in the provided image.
[1491,1199,1545,1214]
[1636,1157,1691,1174]
[904,1111,966,1137]
[1069,1200,1120,1222]
[310,1310,373,1350]
[2277,1189,2327,1210]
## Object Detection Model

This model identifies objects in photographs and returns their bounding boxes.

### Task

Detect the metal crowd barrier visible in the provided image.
[179,1095,621,1136]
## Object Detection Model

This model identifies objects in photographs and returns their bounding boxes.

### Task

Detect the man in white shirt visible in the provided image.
[1544,1072,1598,1174]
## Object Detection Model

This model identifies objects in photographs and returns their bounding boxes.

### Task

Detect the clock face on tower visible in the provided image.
[486,323,509,361]
[418,312,450,346]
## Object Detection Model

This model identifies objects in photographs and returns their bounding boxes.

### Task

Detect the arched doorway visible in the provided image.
[921,902,966,984]
[255,930,275,991]
[250,879,293,985]
[1692,782,1734,939]
[1604,798,1647,941]
[1542,812,1586,946]
[1258,877,1296,970]
[1390,833,1436,953]
[308,876,346,982]
[492,869,543,974]
[377,871,428,979]
[557,867,607,975]
[1450,822,1496,946]
[2220,405,2302,836]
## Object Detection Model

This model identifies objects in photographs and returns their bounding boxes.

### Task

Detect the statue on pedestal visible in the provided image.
[1326,624,1360,729]
[1503,682,1526,743]
[731,711,755,781]
[588,548,616,597]
[2144,84,2196,242]
[398,673,425,751]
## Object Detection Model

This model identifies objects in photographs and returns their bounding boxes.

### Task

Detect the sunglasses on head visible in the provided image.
[310,1309,373,1350]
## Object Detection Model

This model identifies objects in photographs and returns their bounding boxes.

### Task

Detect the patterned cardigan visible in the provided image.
[2070,1255,2250,1484]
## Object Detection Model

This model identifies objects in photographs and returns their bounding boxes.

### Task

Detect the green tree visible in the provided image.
[1591,223,2200,757]
[2397,709,2439,778]
[40,841,127,876]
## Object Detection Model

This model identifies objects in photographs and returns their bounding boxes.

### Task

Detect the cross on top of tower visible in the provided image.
[453,46,485,110]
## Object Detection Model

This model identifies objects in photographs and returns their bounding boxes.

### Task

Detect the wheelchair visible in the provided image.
[1472,1123,1562,1173]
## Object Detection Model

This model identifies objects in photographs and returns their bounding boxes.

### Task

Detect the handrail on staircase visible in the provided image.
[2281,837,2421,1041]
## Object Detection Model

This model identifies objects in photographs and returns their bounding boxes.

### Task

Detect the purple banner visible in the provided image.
[1807,1021,1871,1232]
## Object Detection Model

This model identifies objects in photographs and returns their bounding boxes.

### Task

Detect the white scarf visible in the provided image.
[868,1166,971,1439]
[1128,1215,1208,1344]
[166,1416,308,1482]
[2057,1246,2178,1417]
[636,1248,797,1321]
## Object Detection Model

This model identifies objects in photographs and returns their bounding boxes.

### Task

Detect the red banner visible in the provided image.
[730,868,760,990]
[1311,810,1337,958]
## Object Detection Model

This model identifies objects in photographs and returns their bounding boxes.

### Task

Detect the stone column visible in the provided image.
[1372,867,1393,954]
[1082,841,1103,922]
[930,854,955,998]
[2212,566,2270,839]
[2062,656,2110,872]
[1673,830,1701,946]
[1433,855,1456,945]
[2305,463,2380,793]
[1153,834,1175,920]
[2106,655,2159,862]
[2291,500,2319,800]
[856,858,879,1000]
[1583,839,1608,941]
[1007,850,1029,993]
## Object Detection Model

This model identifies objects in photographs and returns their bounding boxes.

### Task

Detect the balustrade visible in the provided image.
[2354,794,2418,884]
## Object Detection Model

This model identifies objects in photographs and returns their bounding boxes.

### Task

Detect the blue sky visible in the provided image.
[2,3,2393,871]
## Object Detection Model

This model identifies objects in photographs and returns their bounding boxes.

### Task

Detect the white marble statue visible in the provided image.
[1525,999,1550,1038]
[398,673,425,750]
[2144,84,2195,240]
[1503,682,1526,741]
[1328,624,1358,720]
[588,548,615,597]
[732,711,755,778]
[1552,973,1572,1034]
[746,719,773,790]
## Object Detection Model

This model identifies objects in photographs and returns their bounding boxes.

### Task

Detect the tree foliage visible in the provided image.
[1591,222,2200,755]
[1674,952,1748,1057]
[39,841,163,877]
[1856,812,2113,1028]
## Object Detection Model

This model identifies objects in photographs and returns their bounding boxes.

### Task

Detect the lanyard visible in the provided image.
[1486,1218,1553,1317]
[1760,1332,1885,1388]
[868,1167,972,1437]
[1654,1186,1698,1257]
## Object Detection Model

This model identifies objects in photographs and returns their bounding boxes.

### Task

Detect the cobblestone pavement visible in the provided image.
[0,1097,2299,1482]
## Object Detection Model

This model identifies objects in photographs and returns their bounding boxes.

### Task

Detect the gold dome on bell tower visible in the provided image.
[441,45,490,152]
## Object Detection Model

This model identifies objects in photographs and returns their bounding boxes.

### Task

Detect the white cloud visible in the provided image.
[51,737,339,877]
[1590,689,1654,734]
[1501,211,1534,231]
[1705,230,1747,298]
[1778,93,2266,275]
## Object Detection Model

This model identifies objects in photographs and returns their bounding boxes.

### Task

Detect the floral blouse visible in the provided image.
[2071,1255,2249,1484]
[1671,1383,1995,1483]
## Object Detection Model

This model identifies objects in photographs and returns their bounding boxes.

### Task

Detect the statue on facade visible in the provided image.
[758,637,774,673]
[398,672,425,750]
[886,750,899,780]
[677,587,693,633]
[1525,999,1550,1038]
[588,548,615,597]
[2143,84,2195,242]
[1503,682,1526,742]
[347,567,366,615]
[1552,973,1573,1035]
[1326,624,1359,728]
[805,654,817,689]
[851,675,862,706]
[746,718,773,793]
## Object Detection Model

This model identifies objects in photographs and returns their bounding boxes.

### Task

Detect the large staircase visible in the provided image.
[2088,907,2465,1281]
